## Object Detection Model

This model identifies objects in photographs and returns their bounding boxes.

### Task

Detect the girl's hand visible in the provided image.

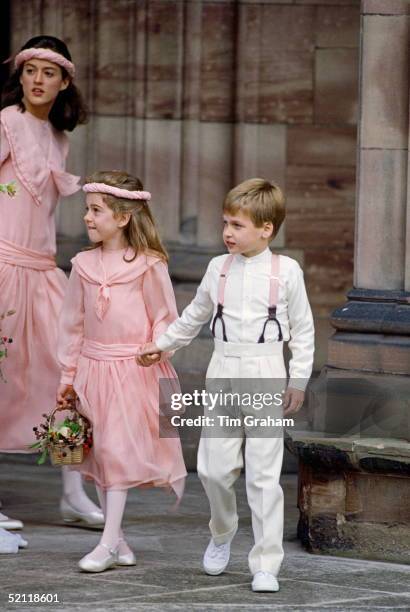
[136,353,161,367]
[136,342,161,367]
[283,387,305,416]
[56,384,76,409]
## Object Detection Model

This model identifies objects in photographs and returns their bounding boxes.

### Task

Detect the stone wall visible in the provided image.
[290,0,410,559]
[10,0,361,368]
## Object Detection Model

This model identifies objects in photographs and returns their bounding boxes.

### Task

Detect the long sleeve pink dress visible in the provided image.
[0,104,80,451]
[57,247,187,499]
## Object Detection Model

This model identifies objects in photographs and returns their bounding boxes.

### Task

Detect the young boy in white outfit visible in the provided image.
[138,178,314,592]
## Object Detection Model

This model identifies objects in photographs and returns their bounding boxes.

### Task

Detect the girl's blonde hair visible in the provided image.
[84,170,168,263]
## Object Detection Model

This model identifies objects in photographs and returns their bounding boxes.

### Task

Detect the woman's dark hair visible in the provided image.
[1,35,88,131]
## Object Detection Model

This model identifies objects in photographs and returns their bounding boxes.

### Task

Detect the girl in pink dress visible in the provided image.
[57,170,187,572]
[0,36,103,530]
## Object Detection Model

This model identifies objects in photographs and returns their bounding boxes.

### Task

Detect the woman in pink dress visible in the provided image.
[0,36,103,530]
[57,170,187,572]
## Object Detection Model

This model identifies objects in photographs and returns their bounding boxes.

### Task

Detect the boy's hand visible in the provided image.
[283,387,305,416]
[136,342,161,367]
[56,384,76,409]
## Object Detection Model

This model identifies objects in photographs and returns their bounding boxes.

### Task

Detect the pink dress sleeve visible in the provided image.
[142,260,179,342]
[57,266,85,385]
[0,122,11,166]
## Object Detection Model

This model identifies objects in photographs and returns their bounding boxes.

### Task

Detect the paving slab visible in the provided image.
[0,457,409,611]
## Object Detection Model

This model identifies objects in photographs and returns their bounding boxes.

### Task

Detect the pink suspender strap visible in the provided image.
[211,255,234,341]
[258,253,283,343]
[212,252,283,343]
[217,255,234,305]
[217,253,280,308]
[269,253,280,308]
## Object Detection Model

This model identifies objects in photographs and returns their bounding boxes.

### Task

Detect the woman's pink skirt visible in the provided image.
[0,261,67,451]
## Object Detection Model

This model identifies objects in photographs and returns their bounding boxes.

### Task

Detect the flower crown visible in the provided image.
[83,182,151,201]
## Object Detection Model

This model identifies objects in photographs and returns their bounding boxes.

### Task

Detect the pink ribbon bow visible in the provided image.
[95,284,111,321]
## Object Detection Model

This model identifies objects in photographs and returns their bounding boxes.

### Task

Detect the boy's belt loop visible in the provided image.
[213,338,284,357]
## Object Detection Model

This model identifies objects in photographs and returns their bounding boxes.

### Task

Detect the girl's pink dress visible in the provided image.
[58,247,187,499]
[0,104,80,452]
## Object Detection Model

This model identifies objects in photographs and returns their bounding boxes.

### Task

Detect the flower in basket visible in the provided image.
[0,310,15,383]
[0,181,18,197]
[30,406,93,466]
[58,425,71,438]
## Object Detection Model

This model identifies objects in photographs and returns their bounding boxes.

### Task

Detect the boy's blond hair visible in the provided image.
[223,178,285,239]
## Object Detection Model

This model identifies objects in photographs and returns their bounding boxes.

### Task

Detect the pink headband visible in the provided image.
[15,48,75,78]
[83,182,151,201]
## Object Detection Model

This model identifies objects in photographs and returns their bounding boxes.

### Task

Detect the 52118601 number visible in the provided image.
[8,594,60,604]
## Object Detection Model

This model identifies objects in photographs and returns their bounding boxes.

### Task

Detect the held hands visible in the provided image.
[136,342,162,367]
[283,387,305,416]
[56,384,76,410]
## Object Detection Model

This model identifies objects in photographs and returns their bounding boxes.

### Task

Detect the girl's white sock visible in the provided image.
[96,485,106,516]
[100,489,127,548]
[96,486,130,556]
[83,489,128,563]
[61,468,101,514]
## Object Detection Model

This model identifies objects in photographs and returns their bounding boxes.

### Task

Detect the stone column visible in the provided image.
[289,0,410,563]
[355,0,409,292]
[330,0,410,374]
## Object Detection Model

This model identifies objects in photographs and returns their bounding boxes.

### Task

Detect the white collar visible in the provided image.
[236,247,272,265]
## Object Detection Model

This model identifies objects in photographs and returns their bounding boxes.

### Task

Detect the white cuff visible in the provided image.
[156,334,174,352]
[288,377,309,392]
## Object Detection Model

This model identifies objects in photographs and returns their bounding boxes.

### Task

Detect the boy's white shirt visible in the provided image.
[156,247,315,390]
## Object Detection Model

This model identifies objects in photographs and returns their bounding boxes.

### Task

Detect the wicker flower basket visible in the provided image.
[50,440,84,466]
[32,404,93,466]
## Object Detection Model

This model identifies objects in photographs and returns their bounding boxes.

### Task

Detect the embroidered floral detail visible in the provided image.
[0,181,18,197]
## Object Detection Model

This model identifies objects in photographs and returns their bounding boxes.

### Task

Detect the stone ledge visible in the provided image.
[287,431,410,469]
[327,333,410,375]
[288,432,410,563]
[326,287,410,335]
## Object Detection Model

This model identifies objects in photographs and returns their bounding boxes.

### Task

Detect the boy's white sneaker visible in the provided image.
[252,571,279,592]
[203,539,231,575]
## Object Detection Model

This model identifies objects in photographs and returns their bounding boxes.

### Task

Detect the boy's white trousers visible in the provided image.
[197,339,286,577]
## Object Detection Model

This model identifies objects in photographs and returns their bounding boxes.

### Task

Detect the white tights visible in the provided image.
[84,487,130,561]
[61,468,100,514]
